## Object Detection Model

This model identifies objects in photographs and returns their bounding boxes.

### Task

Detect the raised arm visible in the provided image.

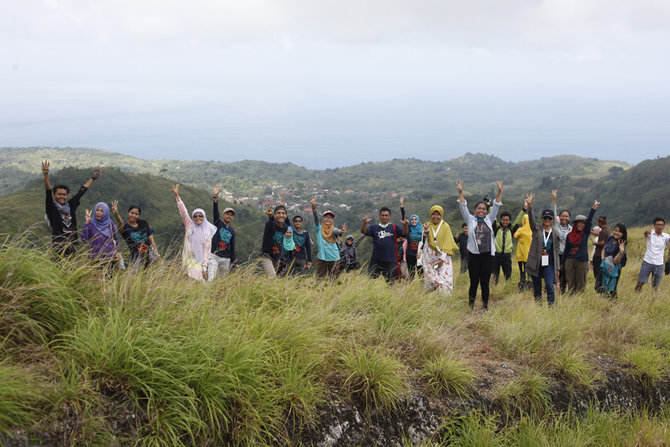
[82,166,102,189]
[456,180,466,203]
[310,196,319,226]
[526,193,537,232]
[495,180,503,203]
[111,200,125,229]
[212,186,221,225]
[172,184,191,229]
[400,196,406,221]
[42,160,52,191]
[551,189,561,233]
[353,234,367,249]
[361,215,372,234]
[456,180,472,223]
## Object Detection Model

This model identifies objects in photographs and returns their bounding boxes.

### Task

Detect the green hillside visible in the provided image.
[0,167,268,263]
[0,147,630,198]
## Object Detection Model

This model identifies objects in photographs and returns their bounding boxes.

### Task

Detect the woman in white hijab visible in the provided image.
[172,184,217,281]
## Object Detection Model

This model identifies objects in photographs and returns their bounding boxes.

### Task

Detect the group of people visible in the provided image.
[41,160,670,308]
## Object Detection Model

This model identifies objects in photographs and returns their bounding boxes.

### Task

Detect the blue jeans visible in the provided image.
[532,265,555,305]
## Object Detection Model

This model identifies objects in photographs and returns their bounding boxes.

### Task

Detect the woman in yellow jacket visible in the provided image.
[514,213,533,289]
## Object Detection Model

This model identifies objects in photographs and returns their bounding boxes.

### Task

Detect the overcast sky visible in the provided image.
[1,0,669,168]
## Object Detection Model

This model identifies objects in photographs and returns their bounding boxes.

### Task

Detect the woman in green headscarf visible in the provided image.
[422,205,458,295]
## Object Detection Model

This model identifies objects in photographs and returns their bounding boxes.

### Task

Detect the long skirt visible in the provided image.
[422,246,454,296]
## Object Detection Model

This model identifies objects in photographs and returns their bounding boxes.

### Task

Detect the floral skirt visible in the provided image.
[422,246,454,296]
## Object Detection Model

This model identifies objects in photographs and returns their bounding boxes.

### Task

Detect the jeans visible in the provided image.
[532,265,555,305]
[207,253,231,282]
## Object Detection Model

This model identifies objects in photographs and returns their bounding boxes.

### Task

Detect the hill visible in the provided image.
[0,167,268,263]
[0,147,629,199]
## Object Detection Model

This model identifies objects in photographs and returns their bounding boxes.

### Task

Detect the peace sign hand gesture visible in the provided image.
[85,209,92,224]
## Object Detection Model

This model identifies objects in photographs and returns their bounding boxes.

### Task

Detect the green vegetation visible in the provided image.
[1,227,670,445]
[0,167,269,263]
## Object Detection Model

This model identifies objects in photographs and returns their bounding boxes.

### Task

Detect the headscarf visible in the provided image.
[567,224,586,246]
[189,208,217,262]
[409,214,423,234]
[91,202,114,237]
[283,228,296,252]
[53,199,73,229]
[514,214,532,261]
[321,218,336,244]
[427,206,458,255]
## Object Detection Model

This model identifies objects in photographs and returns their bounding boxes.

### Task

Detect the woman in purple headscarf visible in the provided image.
[81,202,120,266]
[172,184,217,281]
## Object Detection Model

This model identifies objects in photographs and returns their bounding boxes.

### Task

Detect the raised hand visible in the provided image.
[525,193,535,206]
[592,200,600,210]
[456,180,464,194]
[399,196,404,207]
[551,189,558,201]
[341,222,348,233]
[310,196,317,210]
[265,204,273,217]
[111,200,119,214]
[402,218,409,226]
[41,160,50,176]
[91,165,102,180]
[362,215,373,223]
[496,180,503,193]
[85,209,92,224]
[619,240,626,252]
[171,184,180,197]
[213,185,221,197]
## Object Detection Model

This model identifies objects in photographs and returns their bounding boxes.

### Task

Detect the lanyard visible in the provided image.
[543,229,552,249]
[431,221,444,253]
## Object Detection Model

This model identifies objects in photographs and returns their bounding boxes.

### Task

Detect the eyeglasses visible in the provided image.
[193,214,204,218]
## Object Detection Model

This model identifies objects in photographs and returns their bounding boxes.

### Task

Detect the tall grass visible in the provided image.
[2,228,670,445]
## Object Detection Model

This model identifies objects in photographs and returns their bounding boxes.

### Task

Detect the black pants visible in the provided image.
[493,253,512,283]
[406,254,418,279]
[369,259,396,283]
[518,261,527,282]
[558,263,567,294]
[468,252,493,308]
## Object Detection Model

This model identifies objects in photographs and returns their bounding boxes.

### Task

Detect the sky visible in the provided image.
[1,0,669,169]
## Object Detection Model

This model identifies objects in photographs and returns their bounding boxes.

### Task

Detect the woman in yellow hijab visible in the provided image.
[514,213,533,287]
[422,205,458,295]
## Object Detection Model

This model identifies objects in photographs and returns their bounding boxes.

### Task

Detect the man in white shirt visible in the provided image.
[635,217,670,291]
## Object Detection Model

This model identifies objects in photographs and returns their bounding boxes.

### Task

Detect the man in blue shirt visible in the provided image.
[361,207,409,282]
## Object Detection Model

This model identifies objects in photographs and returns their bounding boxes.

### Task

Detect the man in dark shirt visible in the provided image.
[361,207,409,282]
[42,160,101,256]
[454,223,469,274]
[208,186,237,281]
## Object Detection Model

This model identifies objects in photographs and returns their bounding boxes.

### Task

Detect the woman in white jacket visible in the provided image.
[457,180,503,310]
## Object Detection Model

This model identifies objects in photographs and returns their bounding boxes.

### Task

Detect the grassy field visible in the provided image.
[1,228,670,445]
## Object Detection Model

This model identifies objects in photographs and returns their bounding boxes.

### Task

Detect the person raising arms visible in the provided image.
[561,200,600,294]
[457,180,503,310]
[208,186,237,281]
[172,184,216,281]
[81,202,120,270]
[260,201,290,277]
[42,160,102,256]
[311,196,347,279]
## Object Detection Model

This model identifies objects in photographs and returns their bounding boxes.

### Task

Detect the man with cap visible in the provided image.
[525,194,561,305]
[561,200,599,294]
[361,206,409,282]
[342,234,366,272]
[592,216,609,292]
[208,186,237,281]
[311,196,347,279]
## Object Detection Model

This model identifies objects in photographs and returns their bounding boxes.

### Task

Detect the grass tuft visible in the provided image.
[422,353,476,397]
[494,370,551,415]
[340,347,407,413]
